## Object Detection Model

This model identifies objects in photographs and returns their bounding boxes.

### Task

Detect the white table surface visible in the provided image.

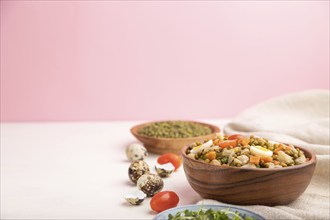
[1,119,230,219]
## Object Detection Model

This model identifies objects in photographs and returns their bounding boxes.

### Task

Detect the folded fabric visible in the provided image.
[198,90,330,220]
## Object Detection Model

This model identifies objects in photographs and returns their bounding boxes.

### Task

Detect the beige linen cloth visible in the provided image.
[198,90,330,219]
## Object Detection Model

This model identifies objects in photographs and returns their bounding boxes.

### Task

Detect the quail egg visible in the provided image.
[155,163,175,178]
[126,143,148,162]
[128,160,150,184]
[250,145,273,157]
[125,190,146,205]
[137,174,164,197]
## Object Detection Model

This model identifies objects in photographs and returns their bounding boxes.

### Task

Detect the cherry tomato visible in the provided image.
[150,191,179,213]
[228,134,245,140]
[157,153,182,170]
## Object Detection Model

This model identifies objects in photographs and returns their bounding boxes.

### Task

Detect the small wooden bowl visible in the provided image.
[130,121,220,155]
[182,145,316,205]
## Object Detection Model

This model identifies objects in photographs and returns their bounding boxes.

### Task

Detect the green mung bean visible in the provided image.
[138,121,212,138]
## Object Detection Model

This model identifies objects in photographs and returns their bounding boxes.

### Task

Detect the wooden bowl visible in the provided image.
[130,121,220,155]
[182,145,316,205]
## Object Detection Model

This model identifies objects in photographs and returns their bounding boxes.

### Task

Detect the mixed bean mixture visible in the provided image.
[186,134,309,168]
[138,121,212,138]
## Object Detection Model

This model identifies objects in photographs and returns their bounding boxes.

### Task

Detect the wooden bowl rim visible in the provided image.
[130,120,220,141]
[182,144,316,172]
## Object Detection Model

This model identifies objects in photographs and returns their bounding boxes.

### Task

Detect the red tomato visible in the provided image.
[228,134,245,140]
[219,140,237,149]
[157,153,182,170]
[150,191,179,213]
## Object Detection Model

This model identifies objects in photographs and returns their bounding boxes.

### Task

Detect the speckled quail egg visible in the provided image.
[128,160,150,184]
[137,174,164,197]
[126,143,148,162]
[125,190,146,205]
[155,163,175,178]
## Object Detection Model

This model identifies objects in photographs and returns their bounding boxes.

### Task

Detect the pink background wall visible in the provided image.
[1,1,329,122]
